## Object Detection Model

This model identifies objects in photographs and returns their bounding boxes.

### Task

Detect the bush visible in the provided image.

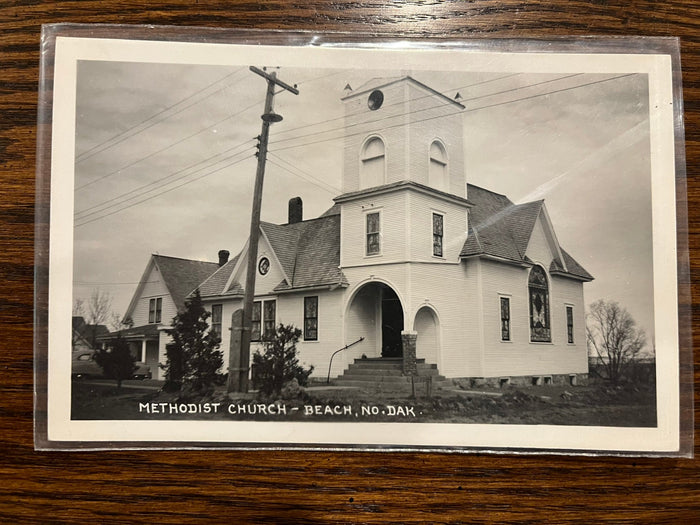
[252,324,314,397]
[163,290,224,394]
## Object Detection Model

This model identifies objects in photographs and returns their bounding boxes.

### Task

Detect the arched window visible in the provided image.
[360,137,385,189]
[529,265,551,342]
[429,140,448,191]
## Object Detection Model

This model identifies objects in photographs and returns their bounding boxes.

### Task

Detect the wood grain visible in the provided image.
[2,1,699,522]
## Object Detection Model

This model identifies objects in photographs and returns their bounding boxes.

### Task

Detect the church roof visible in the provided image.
[197,253,242,298]
[197,215,347,298]
[461,184,592,281]
[152,255,221,309]
[262,215,348,292]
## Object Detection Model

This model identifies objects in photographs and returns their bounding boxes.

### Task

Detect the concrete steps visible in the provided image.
[334,357,448,389]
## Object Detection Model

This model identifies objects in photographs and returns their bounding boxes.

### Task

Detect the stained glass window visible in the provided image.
[500,297,511,341]
[211,304,222,339]
[529,266,551,342]
[263,300,276,338]
[304,296,318,341]
[566,305,574,344]
[432,213,443,257]
[251,301,261,342]
[366,212,380,255]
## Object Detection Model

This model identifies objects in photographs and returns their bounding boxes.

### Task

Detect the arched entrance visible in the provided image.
[413,306,440,365]
[345,281,405,358]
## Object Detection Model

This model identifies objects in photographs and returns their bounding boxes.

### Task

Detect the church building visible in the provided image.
[195,76,594,384]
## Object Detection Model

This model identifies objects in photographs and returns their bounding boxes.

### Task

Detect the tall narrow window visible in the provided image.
[211,304,222,338]
[148,297,162,324]
[529,266,551,342]
[251,301,262,342]
[263,300,276,338]
[304,296,318,341]
[500,297,511,341]
[360,137,385,189]
[429,141,448,191]
[366,212,381,255]
[566,305,574,344]
[432,213,444,257]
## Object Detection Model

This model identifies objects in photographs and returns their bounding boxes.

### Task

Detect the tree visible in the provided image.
[163,290,224,394]
[586,299,646,384]
[73,289,114,349]
[252,324,314,397]
[94,336,136,390]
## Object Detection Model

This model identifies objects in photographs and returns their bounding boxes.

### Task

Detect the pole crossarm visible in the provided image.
[249,66,299,95]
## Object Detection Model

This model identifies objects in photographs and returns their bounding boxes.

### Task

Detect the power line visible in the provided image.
[270,73,521,143]
[75,95,263,192]
[464,73,637,113]
[75,138,254,219]
[271,74,636,154]
[269,74,582,149]
[266,154,339,194]
[76,67,247,164]
[75,152,254,228]
[268,151,341,192]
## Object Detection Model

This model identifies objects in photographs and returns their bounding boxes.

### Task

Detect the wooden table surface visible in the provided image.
[2,1,699,523]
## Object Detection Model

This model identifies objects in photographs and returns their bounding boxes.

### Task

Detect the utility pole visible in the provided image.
[228,67,299,393]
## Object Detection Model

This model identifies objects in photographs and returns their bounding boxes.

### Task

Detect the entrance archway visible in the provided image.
[345,281,405,358]
[414,306,439,365]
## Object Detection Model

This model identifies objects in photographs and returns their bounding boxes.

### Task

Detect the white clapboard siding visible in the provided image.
[130,264,178,327]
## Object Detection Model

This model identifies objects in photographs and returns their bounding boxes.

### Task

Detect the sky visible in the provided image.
[72,57,655,346]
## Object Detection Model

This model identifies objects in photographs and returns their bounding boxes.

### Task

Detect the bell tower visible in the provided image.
[340,76,467,198]
[335,77,472,269]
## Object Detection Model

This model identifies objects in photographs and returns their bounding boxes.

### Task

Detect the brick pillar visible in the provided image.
[401,330,418,376]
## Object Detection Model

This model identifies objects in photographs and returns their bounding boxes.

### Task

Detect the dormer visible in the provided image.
[341,76,466,198]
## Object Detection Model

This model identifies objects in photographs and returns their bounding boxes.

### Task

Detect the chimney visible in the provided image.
[218,250,230,267]
[288,197,303,224]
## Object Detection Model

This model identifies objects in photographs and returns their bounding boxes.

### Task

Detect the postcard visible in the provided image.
[37,29,688,454]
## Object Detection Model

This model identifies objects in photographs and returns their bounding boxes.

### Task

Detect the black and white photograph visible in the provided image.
[44,36,681,452]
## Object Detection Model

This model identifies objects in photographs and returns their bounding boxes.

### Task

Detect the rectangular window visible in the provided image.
[366,212,380,255]
[263,300,276,338]
[566,305,574,344]
[500,297,511,341]
[251,299,276,341]
[211,304,222,338]
[148,297,162,324]
[251,301,262,342]
[432,213,444,257]
[304,296,318,341]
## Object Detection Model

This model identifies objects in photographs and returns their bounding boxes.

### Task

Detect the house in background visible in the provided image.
[71,316,109,354]
[194,75,593,386]
[102,253,224,380]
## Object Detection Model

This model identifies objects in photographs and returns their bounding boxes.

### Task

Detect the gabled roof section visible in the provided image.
[342,76,465,110]
[152,255,220,310]
[461,184,592,280]
[261,215,347,292]
[461,185,542,261]
[72,316,109,342]
[550,249,594,282]
[197,252,243,298]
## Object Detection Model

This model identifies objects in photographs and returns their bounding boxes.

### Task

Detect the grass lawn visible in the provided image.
[71,378,656,427]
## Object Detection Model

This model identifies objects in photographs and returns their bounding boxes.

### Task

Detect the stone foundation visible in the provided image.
[400,331,418,376]
[452,373,589,389]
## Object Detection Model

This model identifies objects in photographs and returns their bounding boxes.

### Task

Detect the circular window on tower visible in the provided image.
[258,257,270,276]
[367,90,384,111]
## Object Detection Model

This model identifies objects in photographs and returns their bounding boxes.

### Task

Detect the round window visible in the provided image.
[367,90,384,111]
[258,257,270,276]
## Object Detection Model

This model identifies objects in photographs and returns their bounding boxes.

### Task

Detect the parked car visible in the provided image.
[71,352,152,380]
